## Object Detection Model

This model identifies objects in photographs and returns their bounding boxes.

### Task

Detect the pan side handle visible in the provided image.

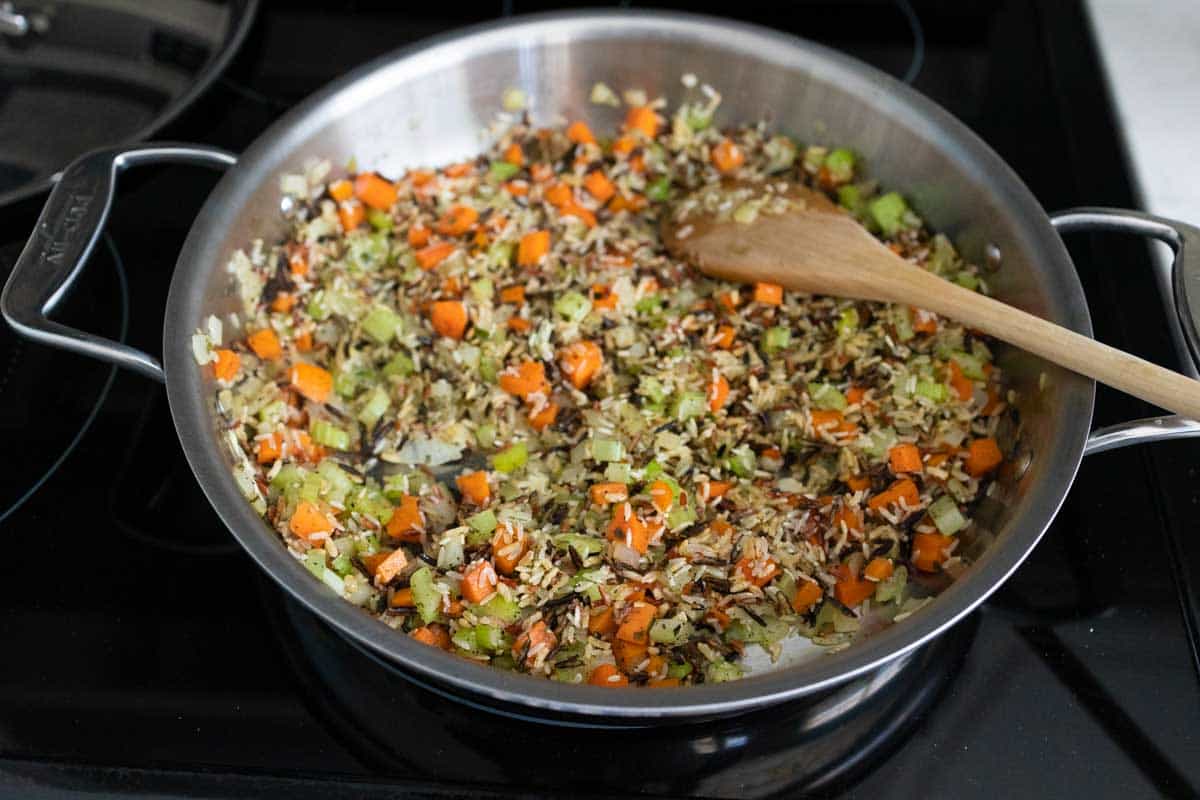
[1,144,237,384]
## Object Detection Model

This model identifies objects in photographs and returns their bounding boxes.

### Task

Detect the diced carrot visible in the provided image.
[590,482,629,505]
[411,625,451,649]
[811,409,858,438]
[498,360,548,400]
[441,275,463,297]
[415,241,451,272]
[247,328,282,361]
[910,307,938,334]
[736,555,780,588]
[711,138,746,173]
[271,293,296,313]
[628,153,646,174]
[337,200,364,231]
[948,359,974,402]
[608,193,647,214]
[560,201,597,228]
[513,620,556,666]
[616,602,656,644]
[517,229,551,267]
[472,229,489,248]
[256,433,283,464]
[649,480,673,513]
[443,162,473,178]
[492,524,528,575]
[354,173,397,210]
[588,605,617,637]
[611,135,636,157]
[328,179,353,202]
[436,204,479,236]
[912,532,953,572]
[559,340,603,389]
[832,504,864,533]
[371,548,409,586]
[792,580,824,614]
[461,559,499,604]
[430,300,468,340]
[592,285,618,311]
[607,503,649,554]
[589,663,629,687]
[712,325,736,350]
[926,452,951,469]
[700,480,733,502]
[544,182,572,208]
[389,587,415,609]
[408,223,430,248]
[290,430,324,464]
[287,247,308,276]
[864,557,894,582]
[527,400,558,431]
[833,564,875,607]
[846,475,872,492]
[753,282,783,305]
[507,317,532,333]
[289,500,333,541]
[409,169,435,186]
[867,478,921,512]
[456,471,490,505]
[705,606,732,630]
[499,285,526,305]
[583,170,615,202]
[503,180,529,196]
[295,330,313,352]
[708,371,730,413]
[982,386,1003,416]
[624,106,660,138]
[888,443,923,474]
[567,121,596,145]
[386,494,423,542]
[717,290,740,311]
[529,163,553,183]
[502,142,525,166]
[964,437,1003,476]
[846,385,866,407]
[212,348,240,382]
[289,362,332,403]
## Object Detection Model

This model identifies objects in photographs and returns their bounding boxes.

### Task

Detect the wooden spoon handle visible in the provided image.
[892,266,1200,419]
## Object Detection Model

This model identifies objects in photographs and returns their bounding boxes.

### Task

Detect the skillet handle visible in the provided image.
[1,144,237,384]
[1051,207,1200,455]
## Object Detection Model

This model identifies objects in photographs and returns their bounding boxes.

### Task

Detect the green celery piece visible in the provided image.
[304,550,325,579]
[334,370,359,399]
[808,382,848,411]
[667,661,693,679]
[950,351,987,380]
[553,291,591,322]
[475,623,507,652]
[928,495,967,535]
[492,442,528,473]
[362,307,402,343]
[409,567,440,624]
[330,554,353,577]
[726,445,757,478]
[604,462,633,483]
[478,356,498,383]
[475,423,497,449]
[762,326,791,354]
[954,272,980,291]
[835,307,859,337]
[642,460,664,481]
[311,420,351,450]
[489,160,520,181]
[763,135,796,173]
[470,592,521,623]
[470,278,494,304]
[915,379,948,403]
[357,385,390,428]
[552,534,606,559]
[671,391,707,422]
[869,191,909,237]
[635,294,663,314]
[590,438,624,462]
[366,208,393,232]
[646,175,672,202]
[451,627,478,653]
[822,148,856,183]
[649,616,691,644]
[666,503,697,530]
[317,460,353,503]
[383,352,414,377]
[705,661,744,683]
[638,376,668,404]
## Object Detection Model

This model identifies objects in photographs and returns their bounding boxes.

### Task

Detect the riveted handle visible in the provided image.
[1,144,237,383]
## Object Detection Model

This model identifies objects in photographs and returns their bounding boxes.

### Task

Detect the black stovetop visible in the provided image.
[1,2,1198,797]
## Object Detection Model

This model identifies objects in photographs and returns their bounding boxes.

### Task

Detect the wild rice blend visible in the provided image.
[198,80,1009,687]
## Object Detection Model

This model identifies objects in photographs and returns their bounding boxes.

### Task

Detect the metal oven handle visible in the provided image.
[0,144,237,384]
[1051,207,1200,455]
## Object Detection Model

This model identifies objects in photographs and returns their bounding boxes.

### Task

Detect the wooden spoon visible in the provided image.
[661,180,1200,420]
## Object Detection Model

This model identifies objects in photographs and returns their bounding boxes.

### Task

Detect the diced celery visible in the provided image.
[726,615,790,645]
[650,615,691,644]
[258,400,288,427]
[763,135,797,173]
[875,565,908,604]
[489,160,520,181]
[475,623,507,652]
[642,460,664,481]
[835,307,860,338]
[833,608,860,633]
[638,376,668,405]
[604,462,633,483]
[915,380,948,404]
[366,208,393,232]
[306,291,330,321]
[553,533,606,559]
[870,192,910,237]
[470,278,494,304]
[475,423,497,449]
[635,294,663,314]
[951,351,985,379]
[271,464,303,495]
[893,306,915,341]
[311,420,351,450]
[331,554,353,577]
[409,567,441,624]
[726,445,757,478]
[646,175,672,202]
[553,666,585,684]
[492,442,528,473]
[357,385,390,428]
[304,550,325,578]
[762,326,791,354]
[383,352,414,377]
[590,438,624,463]
[930,234,958,276]
[971,339,992,362]
[808,382,848,411]
[862,426,898,460]
[451,626,478,653]
[667,661,693,679]
[705,660,744,683]
[837,184,868,218]
[346,231,390,270]
[382,473,409,500]
[491,653,517,670]
[553,291,592,322]
[802,145,827,174]
[346,485,392,522]
[299,470,323,503]
[954,272,980,291]
[823,148,856,183]
[359,533,380,556]
[671,391,707,421]
[362,306,402,343]
[478,356,498,383]
[470,592,521,624]
[488,241,515,268]
[666,503,697,530]
[334,370,359,399]
[317,460,354,503]
[928,495,967,535]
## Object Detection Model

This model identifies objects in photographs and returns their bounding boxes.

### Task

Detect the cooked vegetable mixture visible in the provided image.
[198,79,1009,687]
